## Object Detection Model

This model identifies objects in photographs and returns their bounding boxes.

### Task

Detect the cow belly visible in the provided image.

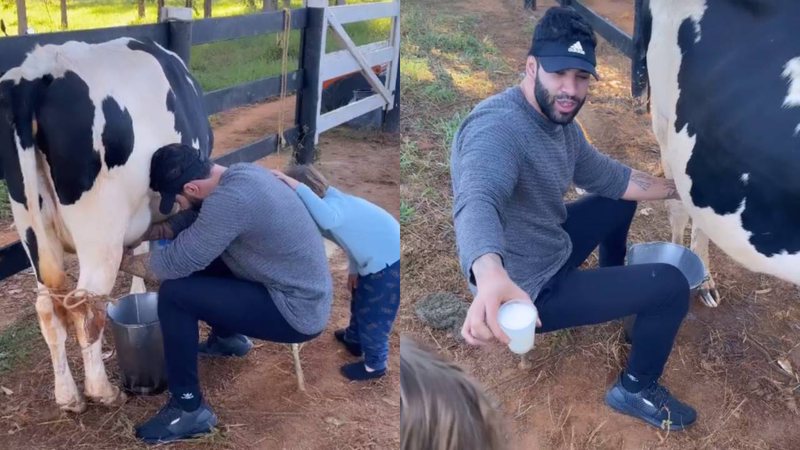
[684,204,800,285]
[123,200,153,246]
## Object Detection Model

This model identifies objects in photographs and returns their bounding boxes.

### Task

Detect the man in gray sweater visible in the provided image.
[119,143,333,444]
[451,7,696,431]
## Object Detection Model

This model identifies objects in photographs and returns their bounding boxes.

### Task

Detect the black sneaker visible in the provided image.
[135,397,218,444]
[605,375,697,431]
[334,328,363,357]
[198,333,253,357]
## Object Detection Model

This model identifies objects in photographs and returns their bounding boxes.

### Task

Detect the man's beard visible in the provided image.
[534,76,586,125]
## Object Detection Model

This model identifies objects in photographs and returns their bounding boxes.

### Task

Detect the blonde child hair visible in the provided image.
[400,336,507,450]
[284,163,329,197]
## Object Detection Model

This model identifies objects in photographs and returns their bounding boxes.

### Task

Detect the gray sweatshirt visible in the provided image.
[149,163,333,335]
[450,86,632,299]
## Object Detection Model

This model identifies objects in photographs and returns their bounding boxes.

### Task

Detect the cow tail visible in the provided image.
[14,81,66,290]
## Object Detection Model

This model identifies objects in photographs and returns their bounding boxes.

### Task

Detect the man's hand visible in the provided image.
[119,248,160,282]
[462,253,542,346]
[347,274,358,291]
[270,169,301,190]
[126,221,174,251]
[621,170,681,201]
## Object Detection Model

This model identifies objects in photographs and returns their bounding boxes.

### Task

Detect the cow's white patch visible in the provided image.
[192,138,200,150]
[781,56,800,135]
[740,173,750,184]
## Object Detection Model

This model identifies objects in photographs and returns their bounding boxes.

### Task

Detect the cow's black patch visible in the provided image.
[674,0,800,256]
[35,71,101,205]
[0,79,26,207]
[24,227,41,283]
[126,39,212,159]
[0,76,52,208]
[38,194,43,210]
[102,96,135,168]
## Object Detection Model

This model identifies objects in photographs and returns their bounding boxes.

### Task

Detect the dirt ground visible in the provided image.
[0,98,400,448]
[400,0,800,449]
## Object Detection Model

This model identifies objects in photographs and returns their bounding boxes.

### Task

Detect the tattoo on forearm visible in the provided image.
[631,171,654,191]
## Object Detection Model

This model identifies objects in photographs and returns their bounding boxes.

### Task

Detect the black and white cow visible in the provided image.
[0,38,212,412]
[631,0,800,306]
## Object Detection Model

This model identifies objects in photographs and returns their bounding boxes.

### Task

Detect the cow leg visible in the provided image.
[691,225,721,308]
[68,245,127,407]
[35,286,86,412]
[666,200,690,246]
[10,199,82,411]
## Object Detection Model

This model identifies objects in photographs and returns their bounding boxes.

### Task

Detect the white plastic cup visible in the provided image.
[498,300,538,354]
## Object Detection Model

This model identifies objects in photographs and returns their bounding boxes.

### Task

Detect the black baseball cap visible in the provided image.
[150,143,210,214]
[530,8,600,80]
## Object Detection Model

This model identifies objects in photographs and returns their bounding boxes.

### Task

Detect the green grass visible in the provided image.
[0,181,9,219]
[1,0,391,91]
[437,109,469,150]
[0,0,309,35]
[399,199,414,225]
[400,137,418,174]
[0,316,40,375]
[401,3,507,131]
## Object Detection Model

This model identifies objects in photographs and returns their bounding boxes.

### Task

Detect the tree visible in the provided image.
[204,0,211,17]
[15,0,26,35]
[60,0,67,29]
[138,0,145,19]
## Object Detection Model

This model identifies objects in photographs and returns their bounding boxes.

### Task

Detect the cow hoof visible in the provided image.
[59,398,87,414]
[91,386,128,407]
[698,287,720,308]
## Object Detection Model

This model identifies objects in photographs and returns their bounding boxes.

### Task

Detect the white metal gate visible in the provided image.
[306,0,400,145]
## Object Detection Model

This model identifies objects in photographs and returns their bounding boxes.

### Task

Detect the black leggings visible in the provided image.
[157,258,319,400]
[535,195,690,385]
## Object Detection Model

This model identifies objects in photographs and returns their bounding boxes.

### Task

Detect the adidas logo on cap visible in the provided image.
[568,41,585,55]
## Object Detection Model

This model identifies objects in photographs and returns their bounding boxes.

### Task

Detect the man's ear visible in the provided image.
[183,181,200,196]
[526,56,538,78]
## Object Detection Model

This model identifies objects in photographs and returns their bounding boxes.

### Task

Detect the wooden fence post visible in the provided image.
[382,57,399,133]
[161,7,194,65]
[15,0,27,35]
[295,0,326,164]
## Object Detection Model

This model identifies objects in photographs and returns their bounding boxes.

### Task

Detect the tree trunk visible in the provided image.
[336,0,346,5]
[157,0,165,22]
[15,0,27,35]
[204,0,212,17]
[138,0,145,19]
[60,0,68,29]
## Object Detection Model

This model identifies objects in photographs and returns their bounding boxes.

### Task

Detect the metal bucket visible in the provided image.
[626,241,707,290]
[106,293,167,395]
[622,242,708,341]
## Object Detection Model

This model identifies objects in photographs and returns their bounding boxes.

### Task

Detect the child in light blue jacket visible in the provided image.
[272,165,400,381]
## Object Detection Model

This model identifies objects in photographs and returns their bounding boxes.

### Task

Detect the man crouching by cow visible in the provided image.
[118,143,334,443]
[451,7,697,432]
